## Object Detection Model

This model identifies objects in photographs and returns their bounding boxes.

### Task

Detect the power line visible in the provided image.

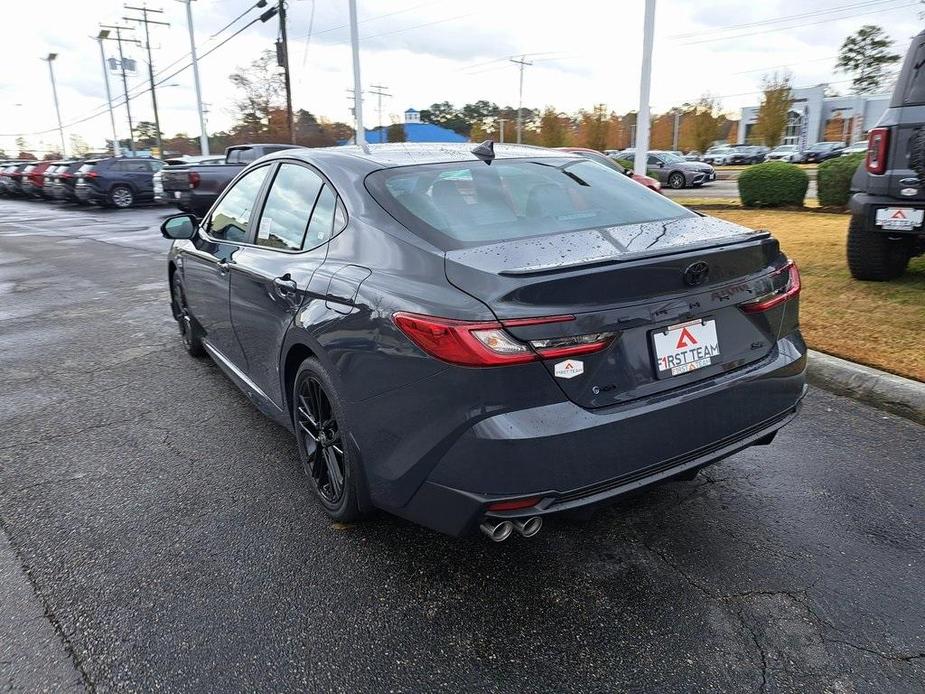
[668,0,904,39]
[677,1,918,46]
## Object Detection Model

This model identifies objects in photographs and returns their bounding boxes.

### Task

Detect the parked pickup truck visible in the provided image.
[161,143,302,216]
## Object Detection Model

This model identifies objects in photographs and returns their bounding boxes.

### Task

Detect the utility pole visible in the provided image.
[181,0,209,155]
[41,53,67,157]
[672,111,680,151]
[276,0,295,143]
[498,118,507,144]
[633,0,656,177]
[368,84,391,143]
[510,56,532,144]
[100,24,140,155]
[348,0,365,146]
[124,4,169,157]
[94,31,121,156]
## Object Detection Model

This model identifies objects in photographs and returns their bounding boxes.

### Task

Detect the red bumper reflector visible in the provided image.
[486,496,542,512]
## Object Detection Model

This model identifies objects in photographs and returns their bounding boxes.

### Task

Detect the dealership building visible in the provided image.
[737,85,890,148]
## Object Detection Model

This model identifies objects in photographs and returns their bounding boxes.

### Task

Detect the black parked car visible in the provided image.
[162,143,806,540]
[848,28,925,280]
[74,156,164,208]
[802,142,846,163]
[728,145,769,165]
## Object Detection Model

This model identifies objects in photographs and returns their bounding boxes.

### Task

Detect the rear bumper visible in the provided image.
[387,332,807,536]
[850,193,925,235]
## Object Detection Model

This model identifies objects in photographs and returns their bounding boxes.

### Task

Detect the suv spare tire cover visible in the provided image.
[910,128,925,181]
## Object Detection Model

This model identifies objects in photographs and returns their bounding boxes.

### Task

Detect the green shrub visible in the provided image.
[817,153,865,208]
[616,159,634,171]
[737,162,809,207]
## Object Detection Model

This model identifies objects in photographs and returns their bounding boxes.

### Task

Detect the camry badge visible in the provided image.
[683,261,710,287]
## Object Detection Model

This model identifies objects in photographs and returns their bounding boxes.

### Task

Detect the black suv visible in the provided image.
[74,157,164,208]
[848,28,925,280]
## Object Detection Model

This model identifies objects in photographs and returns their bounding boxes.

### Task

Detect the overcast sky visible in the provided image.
[0,0,920,154]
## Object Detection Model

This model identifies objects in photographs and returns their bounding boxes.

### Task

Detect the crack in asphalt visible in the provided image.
[0,517,93,692]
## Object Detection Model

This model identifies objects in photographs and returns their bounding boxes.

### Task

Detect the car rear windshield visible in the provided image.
[366,157,694,249]
[76,163,96,175]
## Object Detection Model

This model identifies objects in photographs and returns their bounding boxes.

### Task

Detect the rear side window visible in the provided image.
[367,157,693,249]
[77,163,95,175]
[255,163,324,251]
[228,148,255,164]
[899,39,925,105]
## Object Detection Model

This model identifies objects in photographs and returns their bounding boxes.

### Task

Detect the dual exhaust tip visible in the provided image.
[480,516,543,542]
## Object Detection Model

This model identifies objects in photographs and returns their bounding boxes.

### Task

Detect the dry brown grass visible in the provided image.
[705,209,925,382]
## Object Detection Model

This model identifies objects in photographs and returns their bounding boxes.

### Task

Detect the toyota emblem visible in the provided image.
[683,261,710,287]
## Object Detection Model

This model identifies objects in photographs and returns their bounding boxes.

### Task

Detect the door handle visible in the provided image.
[273,276,298,295]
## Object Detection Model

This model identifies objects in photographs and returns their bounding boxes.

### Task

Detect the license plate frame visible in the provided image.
[875,207,924,231]
[651,318,721,379]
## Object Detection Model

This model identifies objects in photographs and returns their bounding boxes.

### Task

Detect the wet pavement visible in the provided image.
[0,198,922,693]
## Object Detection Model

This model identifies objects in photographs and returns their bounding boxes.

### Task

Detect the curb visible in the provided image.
[806,350,925,426]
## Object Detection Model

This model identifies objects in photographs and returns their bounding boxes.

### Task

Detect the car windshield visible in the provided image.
[366,157,693,250]
[808,143,837,151]
[774,146,796,152]
[659,153,686,163]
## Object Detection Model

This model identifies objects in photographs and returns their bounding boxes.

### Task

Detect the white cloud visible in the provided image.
[0,0,918,155]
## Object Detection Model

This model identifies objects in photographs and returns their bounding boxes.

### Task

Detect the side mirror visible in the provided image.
[625,169,634,177]
[161,213,198,240]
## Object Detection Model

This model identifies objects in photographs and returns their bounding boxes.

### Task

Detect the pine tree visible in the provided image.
[836,25,901,95]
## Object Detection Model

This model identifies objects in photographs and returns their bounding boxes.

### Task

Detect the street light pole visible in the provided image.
[369,84,391,143]
[181,0,209,155]
[633,0,656,177]
[42,53,67,157]
[277,0,295,143]
[95,31,121,156]
[348,0,366,146]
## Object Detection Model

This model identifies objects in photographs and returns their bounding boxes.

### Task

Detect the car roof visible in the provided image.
[265,143,577,170]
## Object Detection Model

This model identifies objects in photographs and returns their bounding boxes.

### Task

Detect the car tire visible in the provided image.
[109,185,134,209]
[846,215,912,281]
[668,172,686,189]
[171,271,206,357]
[293,359,365,523]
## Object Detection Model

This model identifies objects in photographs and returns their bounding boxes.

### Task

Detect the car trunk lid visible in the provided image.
[445,216,792,408]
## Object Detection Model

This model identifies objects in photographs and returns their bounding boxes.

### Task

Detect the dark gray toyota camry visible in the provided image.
[162,143,806,541]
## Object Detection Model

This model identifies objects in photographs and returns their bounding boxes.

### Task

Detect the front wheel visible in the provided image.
[109,185,134,208]
[668,172,686,189]
[293,359,364,522]
[171,272,205,357]
[847,215,911,281]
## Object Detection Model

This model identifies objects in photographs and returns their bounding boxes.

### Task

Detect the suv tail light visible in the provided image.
[865,127,889,175]
[740,261,801,313]
[85,170,98,179]
[393,313,615,367]
[188,171,201,189]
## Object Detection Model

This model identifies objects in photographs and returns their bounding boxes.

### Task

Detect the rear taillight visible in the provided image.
[865,127,889,175]
[86,171,98,179]
[392,313,615,367]
[188,171,201,189]
[740,261,801,313]
[62,172,72,179]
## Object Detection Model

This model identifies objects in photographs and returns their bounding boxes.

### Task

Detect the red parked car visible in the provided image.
[556,147,663,193]
[21,161,53,198]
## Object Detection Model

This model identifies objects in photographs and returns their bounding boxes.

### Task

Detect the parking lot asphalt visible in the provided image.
[0,198,922,693]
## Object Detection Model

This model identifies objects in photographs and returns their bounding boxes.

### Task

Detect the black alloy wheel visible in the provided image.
[171,273,205,356]
[668,172,686,189]
[297,376,346,504]
[293,360,364,522]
